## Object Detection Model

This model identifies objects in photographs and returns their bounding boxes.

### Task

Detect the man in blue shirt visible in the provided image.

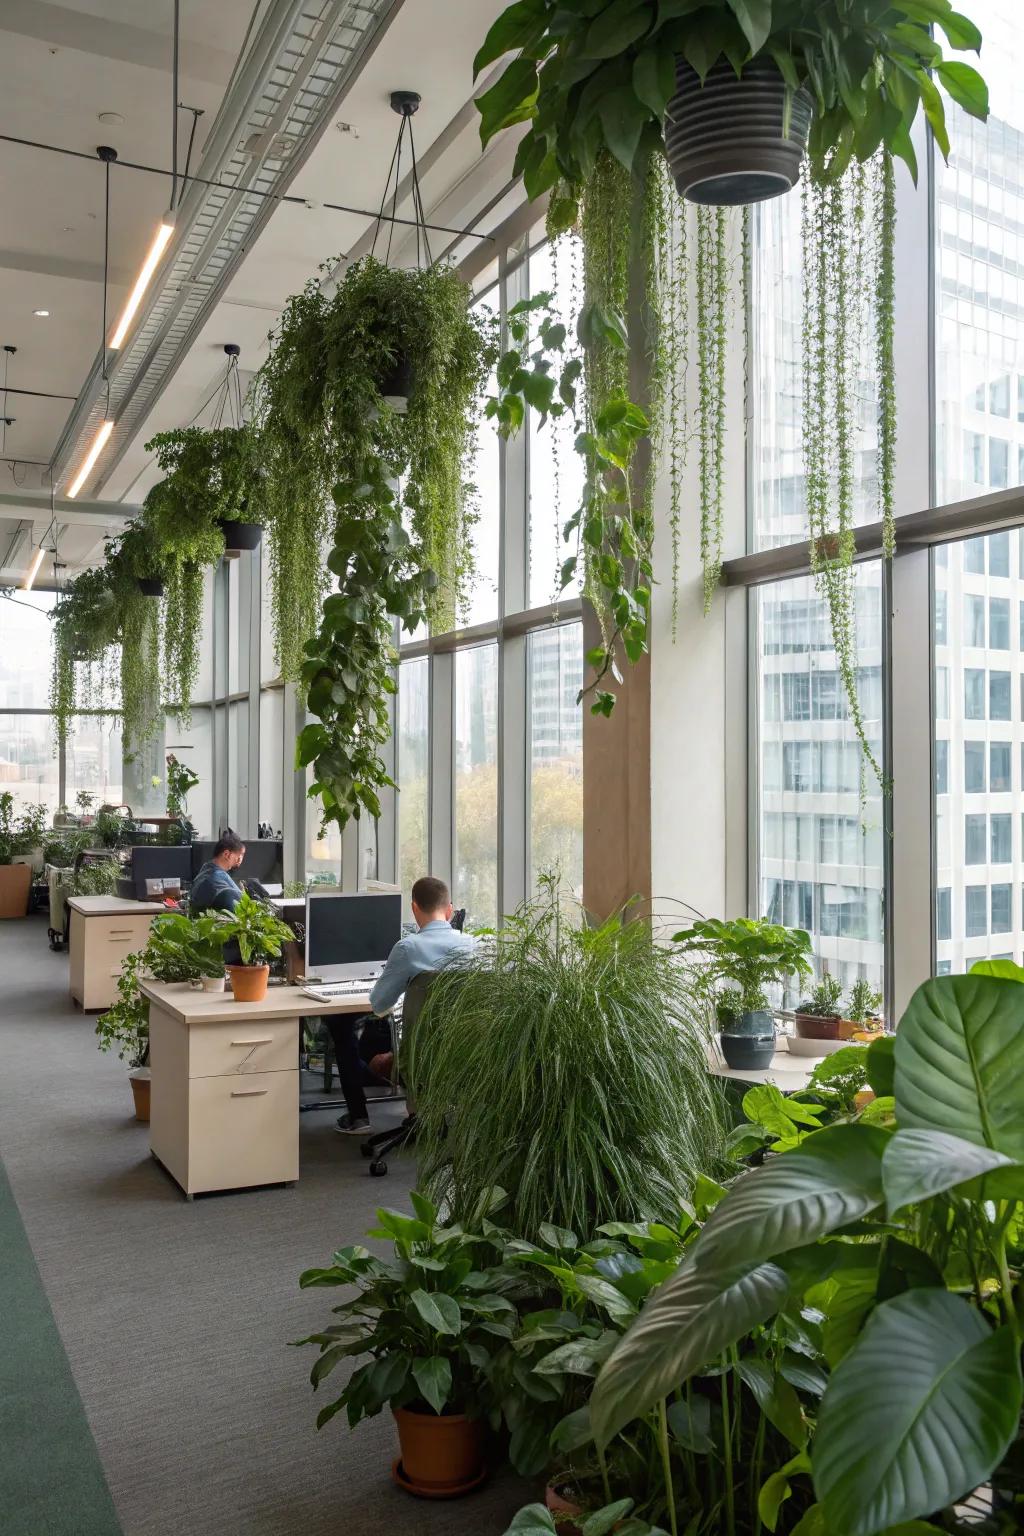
[190,833,246,914]
[329,875,476,1134]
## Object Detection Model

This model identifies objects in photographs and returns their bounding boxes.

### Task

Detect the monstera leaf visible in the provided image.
[813,1289,1022,1535]
[894,975,1024,1160]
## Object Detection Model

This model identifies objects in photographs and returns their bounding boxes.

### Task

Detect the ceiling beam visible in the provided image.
[0,490,136,523]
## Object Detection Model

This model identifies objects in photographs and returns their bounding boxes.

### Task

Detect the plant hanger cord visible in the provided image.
[371,92,434,271]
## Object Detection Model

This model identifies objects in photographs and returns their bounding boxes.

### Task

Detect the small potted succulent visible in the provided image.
[295,1194,511,1498]
[794,973,845,1040]
[95,949,151,1121]
[215,891,295,1002]
[674,916,812,1070]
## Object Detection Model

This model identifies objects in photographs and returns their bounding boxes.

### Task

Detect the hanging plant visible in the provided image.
[474,0,988,198]
[252,256,495,679]
[51,566,120,747]
[103,524,165,759]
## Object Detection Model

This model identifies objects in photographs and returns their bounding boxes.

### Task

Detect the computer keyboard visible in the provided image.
[300,981,374,1002]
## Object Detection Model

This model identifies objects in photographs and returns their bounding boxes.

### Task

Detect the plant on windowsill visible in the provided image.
[793,971,845,1041]
[841,977,884,1042]
[295,1193,514,1498]
[95,948,151,1120]
[213,891,294,1003]
[0,793,48,918]
[673,916,814,1031]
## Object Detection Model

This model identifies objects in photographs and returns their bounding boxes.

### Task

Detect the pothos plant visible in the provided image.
[251,255,496,679]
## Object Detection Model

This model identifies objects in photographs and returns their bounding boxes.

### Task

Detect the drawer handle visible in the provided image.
[108,930,134,938]
[230,1088,268,1097]
[231,1038,273,1047]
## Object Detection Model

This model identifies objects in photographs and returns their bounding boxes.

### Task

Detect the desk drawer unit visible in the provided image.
[187,1016,296,1079]
[185,1070,299,1194]
[69,910,156,1010]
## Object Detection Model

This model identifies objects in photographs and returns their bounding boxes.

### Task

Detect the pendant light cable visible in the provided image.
[171,0,181,211]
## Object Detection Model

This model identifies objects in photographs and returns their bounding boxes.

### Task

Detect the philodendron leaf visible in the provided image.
[813,1289,1022,1536]
[589,1259,789,1445]
[411,1356,451,1415]
[409,1289,461,1335]
[882,1127,1014,1212]
[693,1125,888,1273]
[894,975,1024,1160]
[866,1033,895,1096]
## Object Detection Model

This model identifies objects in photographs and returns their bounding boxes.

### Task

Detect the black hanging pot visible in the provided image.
[664,57,814,206]
[137,576,164,597]
[379,351,413,414]
[218,517,263,552]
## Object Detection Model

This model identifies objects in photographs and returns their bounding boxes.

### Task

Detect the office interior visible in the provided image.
[1,3,1022,1535]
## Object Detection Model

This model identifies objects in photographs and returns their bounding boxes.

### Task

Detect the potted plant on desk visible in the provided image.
[673,916,813,1071]
[144,911,231,993]
[0,793,49,918]
[216,891,295,1002]
[95,949,151,1120]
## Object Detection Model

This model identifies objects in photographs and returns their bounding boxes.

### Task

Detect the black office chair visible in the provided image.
[360,970,436,1176]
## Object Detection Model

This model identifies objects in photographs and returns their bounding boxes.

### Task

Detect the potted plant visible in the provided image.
[842,977,884,1042]
[474,0,988,202]
[214,891,294,1002]
[674,915,812,1070]
[144,911,229,992]
[295,1195,513,1497]
[95,948,151,1120]
[164,753,200,820]
[794,972,846,1040]
[0,793,48,918]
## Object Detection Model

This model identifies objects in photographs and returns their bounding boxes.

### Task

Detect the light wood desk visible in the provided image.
[68,895,166,1011]
[707,1042,825,1091]
[140,979,369,1198]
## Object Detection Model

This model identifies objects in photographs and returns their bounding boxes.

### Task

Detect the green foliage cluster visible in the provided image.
[66,859,121,899]
[144,910,230,982]
[0,793,48,865]
[164,753,200,818]
[95,948,149,1069]
[252,254,496,681]
[674,916,813,1017]
[214,890,294,967]
[474,0,989,191]
[410,879,729,1237]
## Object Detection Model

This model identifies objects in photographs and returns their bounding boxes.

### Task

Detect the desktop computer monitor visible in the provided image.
[304,891,403,982]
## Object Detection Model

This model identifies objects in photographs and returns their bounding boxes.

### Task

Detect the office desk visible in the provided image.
[707,1043,824,1092]
[68,896,166,1011]
[140,979,370,1198]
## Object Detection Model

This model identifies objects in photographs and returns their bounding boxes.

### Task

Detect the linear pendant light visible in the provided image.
[21,543,46,591]
[109,212,174,349]
[67,418,114,498]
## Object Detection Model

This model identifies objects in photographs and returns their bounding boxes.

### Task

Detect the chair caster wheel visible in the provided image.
[369,1159,388,1177]
[359,1141,375,1159]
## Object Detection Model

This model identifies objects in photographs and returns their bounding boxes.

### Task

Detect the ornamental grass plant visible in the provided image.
[411,878,729,1240]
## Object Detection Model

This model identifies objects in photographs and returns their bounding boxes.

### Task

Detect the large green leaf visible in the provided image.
[409,1289,461,1335]
[813,1289,1022,1535]
[936,60,989,119]
[589,1259,789,1445]
[583,2,652,59]
[693,1125,887,1273]
[473,0,548,79]
[894,975,1024,1159]
[727,0,772,54]
[411,1356,451,1414]
[866,1034,895,1096]
[882,1128,1013,1212]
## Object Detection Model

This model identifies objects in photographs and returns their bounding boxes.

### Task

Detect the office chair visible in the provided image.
[361,969,436,1176]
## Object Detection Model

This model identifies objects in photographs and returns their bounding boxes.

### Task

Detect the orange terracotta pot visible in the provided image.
[794,1013,842,1041]
[129,1073,151,1123]
[0,862,32,919]
[546,1480,585,1536]
[226,964,270,1002]
[392,1407,485,1497]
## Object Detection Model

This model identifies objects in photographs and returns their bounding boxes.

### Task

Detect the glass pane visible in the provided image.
[398,658,429,919]
[464,292,500,628]
[935,525,1024,969]
[0,713,60,816]
[65,715,123,811]
[454,644,498,927]
[165,711,212,836]
[935,1,1024,502]
[0,593,54,708]
[259,690,284,834]
[528,236,585,606]
[227,559,240,696]
[528,624,583,896]
[756,566,886,1003]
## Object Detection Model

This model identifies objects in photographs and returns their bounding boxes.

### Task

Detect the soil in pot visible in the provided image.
[227,964,269,1003]
[664,57,813,206]
[129,1070,151,1122]
[392,1406,485,1498]
[0,862,32,919]
[794,1013,843,1041]
[720,1032,776,1071]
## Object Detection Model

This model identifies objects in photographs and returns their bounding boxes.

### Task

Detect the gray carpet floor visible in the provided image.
[0,918,530,1535]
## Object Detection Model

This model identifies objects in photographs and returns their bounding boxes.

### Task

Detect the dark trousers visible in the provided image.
[326,1013,392,1118]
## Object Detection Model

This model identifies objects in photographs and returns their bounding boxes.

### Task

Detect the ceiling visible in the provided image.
[0,0,522,587]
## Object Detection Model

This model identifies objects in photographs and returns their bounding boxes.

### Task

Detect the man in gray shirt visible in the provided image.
[329,875,476,1134]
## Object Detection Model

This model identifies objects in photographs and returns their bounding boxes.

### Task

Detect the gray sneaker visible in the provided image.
[334,1113,371,1135]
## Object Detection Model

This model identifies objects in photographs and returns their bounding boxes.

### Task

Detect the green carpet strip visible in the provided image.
[0,1157,122,1535]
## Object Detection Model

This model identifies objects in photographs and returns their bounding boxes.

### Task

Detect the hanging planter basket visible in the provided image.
[137,576,164,597]
[664,58,813,206]
[219,516,263,553]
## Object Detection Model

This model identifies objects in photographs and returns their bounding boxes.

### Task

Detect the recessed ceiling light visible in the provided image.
[33,309,50,318]
[98,112,125,126]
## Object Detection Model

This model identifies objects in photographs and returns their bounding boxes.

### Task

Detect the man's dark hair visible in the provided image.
[411,875,449,913]
[214,832,246,858]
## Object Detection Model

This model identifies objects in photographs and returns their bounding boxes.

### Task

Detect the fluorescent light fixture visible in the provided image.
[109,213,174,349]
[21,544,46,592]
[67,418,114,498]
[33,308,50,318]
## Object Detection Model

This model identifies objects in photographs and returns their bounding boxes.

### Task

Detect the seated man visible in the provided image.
[190,832,246,914]
[328,875,476,1134]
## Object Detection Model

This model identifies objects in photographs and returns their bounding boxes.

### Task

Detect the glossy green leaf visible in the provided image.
[882,1127,1013,1212]
[936,60,989,119]
[583,4,651,59]
[693,1125,887,1273]
[666,1393,714,1453]
[970,956,1024,982]
[476,58,540,146]
[473,0,548,79]
[813,1289,1022,1535]
[866,1033,895,1096]
[411,1355,451,1414]
[632,46,676,118]
[726,0,772,54]
[589,1259,789,1444]
[894,975,1024,1159]
[597,85,648,171]
[409,1289,461,1335]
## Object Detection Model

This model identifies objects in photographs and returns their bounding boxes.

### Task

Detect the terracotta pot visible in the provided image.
[227,964,269,1002]
[794,1013,842,1041]
[392,1407,484,1497]
[0,861,32,918]
[546,1480,585,1536]
[129,1071,150,1123]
